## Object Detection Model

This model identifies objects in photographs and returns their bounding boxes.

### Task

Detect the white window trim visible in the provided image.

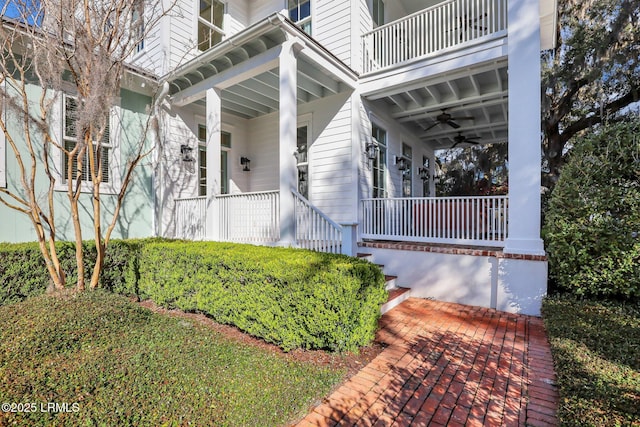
[195,0,226,52]
[296,113,312,199]
[371,0,386,27]
[288,0,313,35]
[53,93,122,194]
[371,121,388,199]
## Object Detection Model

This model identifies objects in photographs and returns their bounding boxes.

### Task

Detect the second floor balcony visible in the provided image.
[362,0,507,74]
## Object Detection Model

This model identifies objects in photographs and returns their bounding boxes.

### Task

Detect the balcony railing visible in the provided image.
[361,196,508,247]
[362,0,507,73]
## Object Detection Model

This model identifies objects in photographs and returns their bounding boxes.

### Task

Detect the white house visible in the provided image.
[0,0,558,316]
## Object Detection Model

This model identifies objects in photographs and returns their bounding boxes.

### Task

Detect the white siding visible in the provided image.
[314,0,352,66]
[246,113,279,192]
[248,0,285,24]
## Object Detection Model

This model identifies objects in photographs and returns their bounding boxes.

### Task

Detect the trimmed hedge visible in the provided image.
[138,241,387,352]
[0,240,144,305]
[0,240,387,352]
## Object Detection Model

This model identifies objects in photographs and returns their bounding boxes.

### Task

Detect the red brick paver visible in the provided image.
[296,298,558,426]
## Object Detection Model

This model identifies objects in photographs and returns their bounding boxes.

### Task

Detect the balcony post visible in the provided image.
[205,87,222,241]
[278,40,301,246]
[504,0,545,256]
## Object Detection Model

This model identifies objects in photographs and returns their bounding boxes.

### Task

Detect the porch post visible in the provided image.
[205,87,222,241]
[504,0,545,256]
[278,40,300,246]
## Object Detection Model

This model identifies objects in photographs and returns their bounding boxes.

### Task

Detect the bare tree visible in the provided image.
[0,0,172,290]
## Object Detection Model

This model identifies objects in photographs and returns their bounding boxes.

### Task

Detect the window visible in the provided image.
[372,0,384,26]
[220,131,230,195]
[62,95,111,184]
[132,3,145,53]
[198,124,206,196]
[197,125,230,196]
[371,124,387,198]
[422,155,430,197]
[295,125,309,199]
[288,0,311,35]
[198,0,225,52]
[402,143,412,197]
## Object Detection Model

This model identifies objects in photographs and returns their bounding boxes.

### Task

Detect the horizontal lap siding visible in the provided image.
[249,0,284,24]
[170,1,196,69]
[314,0,351,66]
[309,98,353,223]
[247,114,279,192]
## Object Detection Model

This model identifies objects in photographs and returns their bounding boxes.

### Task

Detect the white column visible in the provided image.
[504,0,545,255]
[205,87,222,241]
[278,41,299,246]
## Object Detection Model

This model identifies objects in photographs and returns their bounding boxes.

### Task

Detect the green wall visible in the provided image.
[0,85,155,243]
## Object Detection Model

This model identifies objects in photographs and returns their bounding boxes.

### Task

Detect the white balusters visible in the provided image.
[361,196,508,247]
[362,0,508,73]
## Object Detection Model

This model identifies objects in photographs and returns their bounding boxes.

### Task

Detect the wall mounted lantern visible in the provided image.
[180,144,195,163]
[365,142,379,160]
[418,167,430,181]
[240,156,251,172]
[394,155,410,172]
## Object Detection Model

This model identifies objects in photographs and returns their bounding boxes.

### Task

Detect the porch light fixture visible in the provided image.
[418,167,430,181]
[180,144,195,162]
[365,142,379,160]
[240,156,251,172]
[394,155,410,172]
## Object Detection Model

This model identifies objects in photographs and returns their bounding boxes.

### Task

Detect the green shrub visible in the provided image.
[1,239,387,352]
[138,241,387,352]
[0,240,143,305]
[543,118,640,298]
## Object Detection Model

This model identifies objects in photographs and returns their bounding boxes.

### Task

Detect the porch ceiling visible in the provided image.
[371,59,508,150]
[165,15,356,119]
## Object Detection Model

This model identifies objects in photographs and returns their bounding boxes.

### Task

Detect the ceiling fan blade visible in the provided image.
[425,121,441,131]
[466,139,481,145]
[447,120,461,129]
[451,116,475,121]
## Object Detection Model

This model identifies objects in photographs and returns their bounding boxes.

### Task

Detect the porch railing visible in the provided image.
[362,0,507,73]
[218,191,280,243]
[361,196,508,247]
[175,196,207,240]
[292,189,342,254]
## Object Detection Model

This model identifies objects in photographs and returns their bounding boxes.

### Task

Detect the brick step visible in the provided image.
[381,287,411,314]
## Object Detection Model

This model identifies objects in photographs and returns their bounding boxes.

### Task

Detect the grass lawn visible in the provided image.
[542,295,640,426]
[0,290,350,426]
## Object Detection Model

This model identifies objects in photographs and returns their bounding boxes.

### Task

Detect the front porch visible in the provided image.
[173,192,509,252]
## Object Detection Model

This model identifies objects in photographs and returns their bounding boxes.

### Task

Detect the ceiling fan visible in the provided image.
[451,132,481,148]
[425,108,475,131]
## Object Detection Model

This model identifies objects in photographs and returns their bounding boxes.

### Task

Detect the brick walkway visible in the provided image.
[296,298,558,426]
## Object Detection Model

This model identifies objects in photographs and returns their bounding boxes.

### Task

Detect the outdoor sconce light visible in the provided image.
[180,144,195,163]
[418,167,430,181]
[240,156,251,172]
[365,142,379,160]
[394,155,410,172]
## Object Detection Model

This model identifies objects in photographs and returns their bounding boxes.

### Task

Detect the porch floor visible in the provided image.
[360,240,548,261]
[296,298,558,426]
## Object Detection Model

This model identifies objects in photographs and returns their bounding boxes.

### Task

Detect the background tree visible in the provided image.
[0,0,170,290]
[435,143,508,196]
[542,0,640,189]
